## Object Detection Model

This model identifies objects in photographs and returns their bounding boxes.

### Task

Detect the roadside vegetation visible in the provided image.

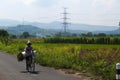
[0,29,120,80]
[0,38,120,80]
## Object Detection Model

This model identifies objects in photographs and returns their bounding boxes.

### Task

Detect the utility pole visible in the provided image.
[62,7,69,33]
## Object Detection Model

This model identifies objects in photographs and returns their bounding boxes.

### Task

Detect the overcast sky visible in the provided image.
[0,0,120,26]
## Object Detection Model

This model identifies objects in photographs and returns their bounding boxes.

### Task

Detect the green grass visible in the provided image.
[0,39,120,80]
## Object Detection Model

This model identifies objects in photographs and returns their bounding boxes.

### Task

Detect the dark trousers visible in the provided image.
[25,55,32,70]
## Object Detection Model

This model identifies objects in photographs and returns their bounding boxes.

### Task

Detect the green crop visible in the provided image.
[0,38,119,80]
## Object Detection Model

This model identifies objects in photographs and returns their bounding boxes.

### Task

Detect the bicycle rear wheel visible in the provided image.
[31,62,35,72]
[28,59,35,72]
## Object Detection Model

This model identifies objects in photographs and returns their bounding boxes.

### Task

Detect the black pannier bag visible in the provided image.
[17,52,24,61]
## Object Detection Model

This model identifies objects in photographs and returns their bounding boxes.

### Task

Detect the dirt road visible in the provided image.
[0,51,84,80]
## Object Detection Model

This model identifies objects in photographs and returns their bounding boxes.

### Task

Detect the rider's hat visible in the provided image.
[27,40,31,45]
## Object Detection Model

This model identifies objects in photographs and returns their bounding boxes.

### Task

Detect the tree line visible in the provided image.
[0,29,120,44]
[44,37,120,44]
[0,29,33,38]
[56,32,120,37]
[0,29,33,45]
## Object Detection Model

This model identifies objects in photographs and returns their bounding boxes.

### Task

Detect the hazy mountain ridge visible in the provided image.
[30,22,118,31]
[5,25,59,37]
[0,19,119,35]
[6,25,43,34]
[0,19,118,31]
[0,19,21,26]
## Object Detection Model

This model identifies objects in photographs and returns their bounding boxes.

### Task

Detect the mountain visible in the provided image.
[6,25,43,34]
[1,19,119,37]
[5,25,59,37]
[0,19,21,27]
[108,28,120,34]
[30,21,118,31]
[4,24,120,37]
[0,19,118,31]
[69,24,118,31]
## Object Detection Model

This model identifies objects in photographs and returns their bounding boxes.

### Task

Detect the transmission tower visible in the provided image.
[22,18,25,25]
[62,7,69,33]
[118,22,120,35]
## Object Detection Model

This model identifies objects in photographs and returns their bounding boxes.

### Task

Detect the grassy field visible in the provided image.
[0,38,120,80]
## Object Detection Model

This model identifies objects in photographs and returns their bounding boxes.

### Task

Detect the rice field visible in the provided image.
[0,38,120,80]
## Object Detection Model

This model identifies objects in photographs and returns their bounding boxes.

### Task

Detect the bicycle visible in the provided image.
[26,50,36,72]
[26,57,35,72]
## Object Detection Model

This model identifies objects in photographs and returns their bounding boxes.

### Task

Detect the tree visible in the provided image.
[10,34,17,39]
[0,29,9,37]
[20,32,30,38]
[87,32,93,37]
[72,33,77,36]
[0,29,11,45]
[97,33,106,37]
[81,33,87,37]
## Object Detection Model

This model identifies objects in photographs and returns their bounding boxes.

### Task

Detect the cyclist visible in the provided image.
[24,40,33,71]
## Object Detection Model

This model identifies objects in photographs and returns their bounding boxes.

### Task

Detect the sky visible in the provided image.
[0,0,120,26]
